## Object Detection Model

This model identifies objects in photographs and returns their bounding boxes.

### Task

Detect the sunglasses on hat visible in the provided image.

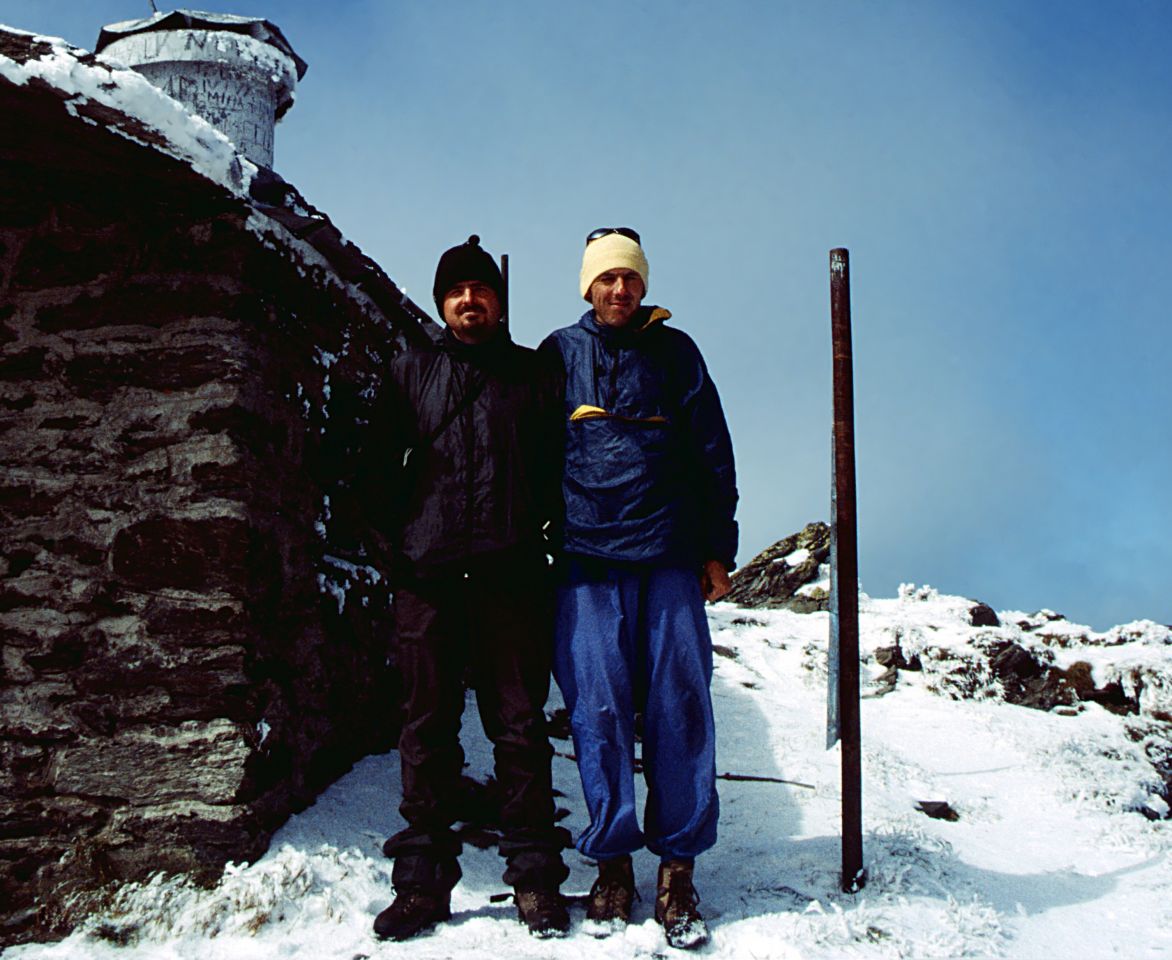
[586,227,641,246]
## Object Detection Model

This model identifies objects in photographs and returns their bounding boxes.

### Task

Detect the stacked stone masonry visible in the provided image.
[1,56,415,943]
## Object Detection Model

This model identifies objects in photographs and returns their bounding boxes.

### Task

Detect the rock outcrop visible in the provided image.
[725,522,830,612]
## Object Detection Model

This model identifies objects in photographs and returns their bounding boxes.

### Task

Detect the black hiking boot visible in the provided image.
[584,854,636,936]
[515,887,570,938]
[373,890,451,941]
[655,859,709,950]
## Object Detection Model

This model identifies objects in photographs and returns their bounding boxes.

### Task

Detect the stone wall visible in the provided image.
[0,66,418,943]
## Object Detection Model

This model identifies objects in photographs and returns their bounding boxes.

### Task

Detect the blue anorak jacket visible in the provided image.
[540,306,738,570]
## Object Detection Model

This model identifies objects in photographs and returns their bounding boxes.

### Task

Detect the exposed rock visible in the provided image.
[49,721,250,802]
[731,614,765,626]
[969,602,1000,627]
[881,633,1145,718]
[915,800,959,822]
[988,641,1079,712]
[726,522,830,611]
[875,645,921,672]
[871,643,922,693]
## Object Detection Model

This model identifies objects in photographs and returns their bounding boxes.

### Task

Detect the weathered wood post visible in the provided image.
[500,253,510,329]
[827,247,865,891]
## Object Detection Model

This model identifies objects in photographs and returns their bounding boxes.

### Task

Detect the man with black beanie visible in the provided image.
[366,236,569,941]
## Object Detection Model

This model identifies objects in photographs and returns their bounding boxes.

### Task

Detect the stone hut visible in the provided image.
[0,26,434,943]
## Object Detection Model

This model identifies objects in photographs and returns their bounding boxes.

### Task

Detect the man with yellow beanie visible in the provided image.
[540,228,738,950]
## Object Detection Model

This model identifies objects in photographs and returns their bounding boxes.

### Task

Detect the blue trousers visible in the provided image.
[553,559,718,861]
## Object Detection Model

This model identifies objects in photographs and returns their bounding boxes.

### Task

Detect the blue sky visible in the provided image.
[6,1,1171,628]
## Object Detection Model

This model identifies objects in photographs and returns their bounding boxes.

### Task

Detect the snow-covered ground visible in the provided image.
[9,587,1172,959]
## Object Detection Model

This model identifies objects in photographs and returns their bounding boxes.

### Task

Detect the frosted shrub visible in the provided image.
[898,583,939,602]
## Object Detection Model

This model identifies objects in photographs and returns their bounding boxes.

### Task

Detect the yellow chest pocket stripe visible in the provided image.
[569,404,669,425]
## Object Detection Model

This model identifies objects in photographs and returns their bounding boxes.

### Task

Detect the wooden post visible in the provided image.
[829,247,864,892]
[500,253,509,330]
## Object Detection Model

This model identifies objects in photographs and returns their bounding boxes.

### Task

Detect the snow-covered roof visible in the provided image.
[1,26,249,193]
[0,24,434,344]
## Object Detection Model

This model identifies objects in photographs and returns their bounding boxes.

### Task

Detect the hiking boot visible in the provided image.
[515,887,570,938]
[373,890,451,941]
[655,859,708,950]
[584,855,636,936]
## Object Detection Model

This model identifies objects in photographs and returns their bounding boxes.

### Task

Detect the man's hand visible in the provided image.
[700,559,732,603]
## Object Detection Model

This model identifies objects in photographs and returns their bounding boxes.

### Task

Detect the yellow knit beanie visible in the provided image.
[579,232,650,301]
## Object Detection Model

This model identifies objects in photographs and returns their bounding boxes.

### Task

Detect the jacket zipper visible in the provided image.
[463,363,476,557]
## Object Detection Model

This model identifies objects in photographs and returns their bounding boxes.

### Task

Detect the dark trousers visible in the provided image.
[384,555,568,894]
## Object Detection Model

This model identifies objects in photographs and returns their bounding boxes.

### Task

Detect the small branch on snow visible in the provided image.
[553,750,815,789]
[719,772,816,790]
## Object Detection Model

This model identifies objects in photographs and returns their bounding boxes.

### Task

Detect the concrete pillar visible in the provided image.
[97,14,304,169]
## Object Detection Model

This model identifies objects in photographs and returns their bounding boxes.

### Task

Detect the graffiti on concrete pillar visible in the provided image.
[98,29,297,169]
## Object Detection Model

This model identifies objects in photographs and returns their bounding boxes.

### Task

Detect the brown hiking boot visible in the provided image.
[584,855,636,935]
[373,890,451,941]
[515,887,570,938]
[655,859,709,949]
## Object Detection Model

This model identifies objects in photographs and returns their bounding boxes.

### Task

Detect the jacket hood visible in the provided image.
[577,305,672,343]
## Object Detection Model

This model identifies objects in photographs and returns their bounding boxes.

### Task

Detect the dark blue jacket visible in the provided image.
[540,307,738,570]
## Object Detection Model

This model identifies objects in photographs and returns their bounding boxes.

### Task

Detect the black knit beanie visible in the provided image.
[432,235,504,314]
